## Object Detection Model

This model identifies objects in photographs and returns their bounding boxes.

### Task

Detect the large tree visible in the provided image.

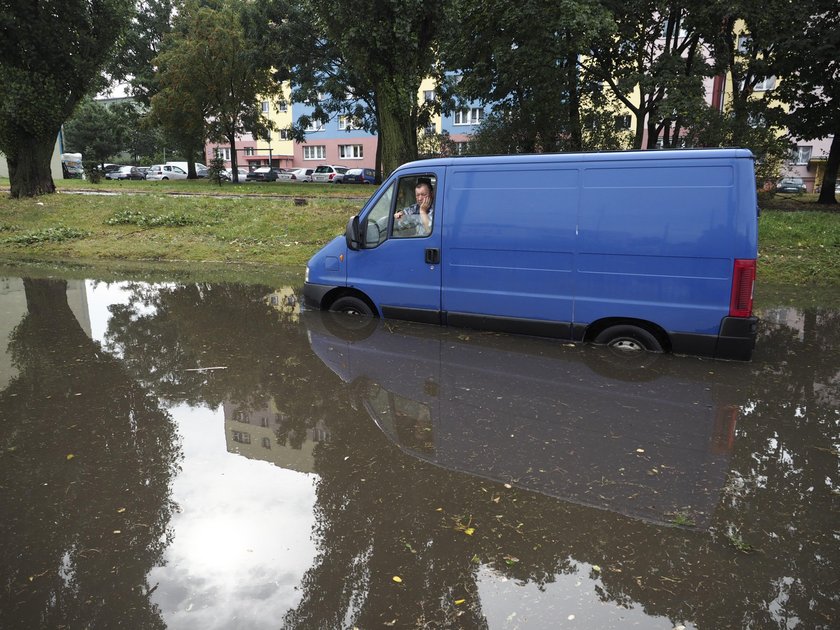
[771,0,840,205]
[441,0,615,154]
[582,2,715,150]
[151,0,278,180]
[264,0,444,178]
[0,0,133,197]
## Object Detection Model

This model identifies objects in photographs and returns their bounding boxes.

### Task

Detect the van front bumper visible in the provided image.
[303,282,334,309]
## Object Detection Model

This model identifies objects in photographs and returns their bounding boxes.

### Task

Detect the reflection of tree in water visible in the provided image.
[103,282,331,450]
[0,279,181,629]
[95,281,840,627]
[283,307,840,629]
[702,308,840,628]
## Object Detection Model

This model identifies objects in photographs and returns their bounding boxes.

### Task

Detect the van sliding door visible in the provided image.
[442,165,578,338]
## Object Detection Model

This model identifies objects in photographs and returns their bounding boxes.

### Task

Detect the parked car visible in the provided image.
[222,167,251,182]
[105,165,146,180]
[246,166,285,182]
[278,167,314,182]
[776,177,806,193]
[135,166,150,178]
[343,168,376,184]
[146,164,188,180]
[312,165,349,183]
[165,161,208,178]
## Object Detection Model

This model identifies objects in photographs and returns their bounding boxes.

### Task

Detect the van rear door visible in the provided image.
[346,167,445,323]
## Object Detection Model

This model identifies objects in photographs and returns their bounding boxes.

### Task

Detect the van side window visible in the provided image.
[393,175,436,238]
[362,182,395,248]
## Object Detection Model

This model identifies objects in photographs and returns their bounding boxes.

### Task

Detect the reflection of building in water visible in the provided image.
[0,277,90,390]
[264,287,300,321]
[223,398,329,473]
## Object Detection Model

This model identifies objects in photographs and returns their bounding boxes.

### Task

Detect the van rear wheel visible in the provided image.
[329,296,374,317]
[594,325,663,353]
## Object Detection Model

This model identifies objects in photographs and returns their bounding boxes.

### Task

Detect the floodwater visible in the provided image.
[0,271,838,630]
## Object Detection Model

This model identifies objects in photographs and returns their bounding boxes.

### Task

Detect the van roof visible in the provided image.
[397,148,755,172]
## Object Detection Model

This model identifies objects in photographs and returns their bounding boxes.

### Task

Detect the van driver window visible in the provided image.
[393,176,435,238]
[363,182,395,248]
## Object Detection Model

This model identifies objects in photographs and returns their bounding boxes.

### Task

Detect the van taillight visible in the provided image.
[329,173,334,180]
[729,259,755,317]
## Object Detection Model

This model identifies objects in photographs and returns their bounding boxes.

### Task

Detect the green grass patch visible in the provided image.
[3,226,90,245]
[105,209,216,227]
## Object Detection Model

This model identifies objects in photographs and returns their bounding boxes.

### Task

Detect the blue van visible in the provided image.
[303,149,758,360]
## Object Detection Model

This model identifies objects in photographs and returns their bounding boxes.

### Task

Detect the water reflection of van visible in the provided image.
[304,312,739,528]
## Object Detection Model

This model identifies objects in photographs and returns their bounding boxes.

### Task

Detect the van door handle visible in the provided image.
[425,248,440,264]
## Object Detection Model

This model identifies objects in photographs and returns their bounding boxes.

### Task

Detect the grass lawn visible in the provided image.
[0,178,838,286]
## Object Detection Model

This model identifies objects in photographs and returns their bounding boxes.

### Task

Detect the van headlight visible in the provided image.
[304,265,310,283]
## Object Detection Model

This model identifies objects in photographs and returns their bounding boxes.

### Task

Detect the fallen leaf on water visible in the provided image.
[454,599,466,605]
[592,565,601,572]
[113,530,121,534]
[392,576,402,583]
[117,508,126,513]
[66,454,75,460]
[463,527,475,536]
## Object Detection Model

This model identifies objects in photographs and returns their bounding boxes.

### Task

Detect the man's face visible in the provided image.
[416,184,432,205]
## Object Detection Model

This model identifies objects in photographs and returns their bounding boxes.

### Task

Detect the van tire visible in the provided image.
[594,325,663,353]
[329,296,374,317]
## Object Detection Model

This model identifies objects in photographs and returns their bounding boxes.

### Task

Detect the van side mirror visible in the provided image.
[345,215,361,250]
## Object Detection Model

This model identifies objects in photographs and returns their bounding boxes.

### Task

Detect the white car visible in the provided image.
[278,167,314,182]
[146,164,188,180]
[223,167,250,182]
[311,165,349,183]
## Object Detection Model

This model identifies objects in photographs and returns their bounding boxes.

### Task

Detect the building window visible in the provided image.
[454,108,484,125]
[261,437,271,449]
[278,129,291,140]
[214,147,231,160]
[305,119,324,132]
[753,76,776,91]
[454,141,470,155]
[423,90,435,103]
[339,144,363,159]
[338,115,360,131]
[614,115,632,130]
[261,101,269,113]
[303,145,326,160]
[232,430,251,444]
[277,101,287,112]
[737,34,751,54]
[794,146,812,165]
[245,147,255,156]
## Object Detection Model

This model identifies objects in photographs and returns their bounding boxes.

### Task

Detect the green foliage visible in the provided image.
[263,0,444,176]
[207,156,227,186]
[442,0,612,153]
[769,0,840,205]
[64,99,126,166]
[0,0,134,197]
[105,209,211,228]
[3,227,90,245]
[151,0,280,174]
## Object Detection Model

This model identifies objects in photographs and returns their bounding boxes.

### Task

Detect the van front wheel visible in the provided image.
[594,325,663,353]
[329,296,374,317]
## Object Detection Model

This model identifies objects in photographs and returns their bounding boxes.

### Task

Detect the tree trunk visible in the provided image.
[8,134,57,198]
[817,132,839,206]
[376,78,418,178]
